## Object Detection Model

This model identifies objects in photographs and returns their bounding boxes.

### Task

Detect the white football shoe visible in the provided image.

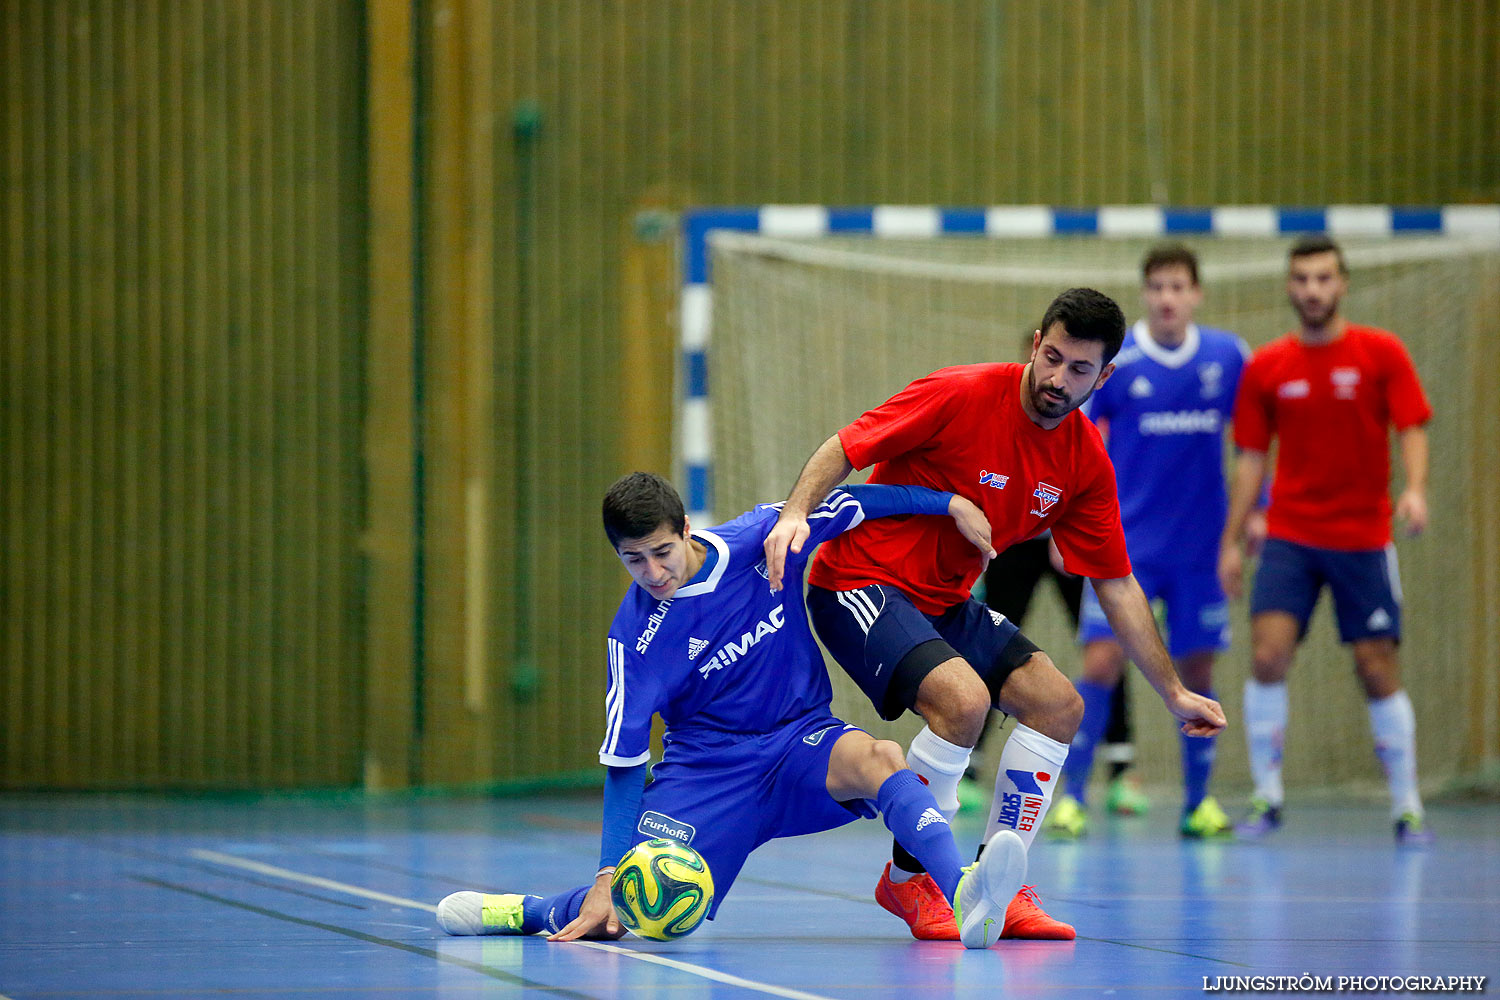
[953,830,1028,949]
[436,891,529,936]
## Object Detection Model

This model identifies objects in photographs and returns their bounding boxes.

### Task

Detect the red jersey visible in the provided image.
[1232,324,1431,551]
[809,363,1131,614]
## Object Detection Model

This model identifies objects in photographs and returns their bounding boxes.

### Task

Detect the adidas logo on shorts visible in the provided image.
[916,807,947,832]
[687,637,709,661]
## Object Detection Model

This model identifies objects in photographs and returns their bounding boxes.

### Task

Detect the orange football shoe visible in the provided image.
[874,862,960,941]
[1001,885,1075,940]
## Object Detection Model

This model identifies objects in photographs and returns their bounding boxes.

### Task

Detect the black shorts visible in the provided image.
[806,583,1042,721]
[1250,537,1403,643]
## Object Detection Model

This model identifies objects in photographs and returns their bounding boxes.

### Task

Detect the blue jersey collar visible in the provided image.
[1131,319,1200,369]
[673,529,729,597]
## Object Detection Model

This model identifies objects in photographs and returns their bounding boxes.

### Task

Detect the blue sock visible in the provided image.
[877,769,964,903]
[1064,680,1113,804]
[1180,690,1217,813]
[525,886,588,935]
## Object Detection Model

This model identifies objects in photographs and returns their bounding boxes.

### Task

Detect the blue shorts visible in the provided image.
[806,583,1039,722]
[1078,564,1231,657]
[1250,537,1403,643]
[638,712,875,917]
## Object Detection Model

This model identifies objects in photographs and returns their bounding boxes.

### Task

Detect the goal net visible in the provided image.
[705,226,1500,798]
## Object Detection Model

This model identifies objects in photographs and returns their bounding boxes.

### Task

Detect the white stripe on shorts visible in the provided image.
[836,589,876,633]
[1383,543,1403,605]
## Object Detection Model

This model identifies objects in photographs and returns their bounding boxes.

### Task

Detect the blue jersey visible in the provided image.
[599,485,950,767]
[1086,322,1249,570]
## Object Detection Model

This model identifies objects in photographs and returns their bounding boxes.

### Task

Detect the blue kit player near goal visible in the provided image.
[437,472,1028,948]
[1047,244,1259,841]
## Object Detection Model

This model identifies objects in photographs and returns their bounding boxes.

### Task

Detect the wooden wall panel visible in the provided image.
[0,0,367,789]
[364,0,417,789]
[1467,279,1500,771]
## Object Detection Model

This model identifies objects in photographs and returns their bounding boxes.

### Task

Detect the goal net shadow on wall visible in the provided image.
[678,204,1500,798]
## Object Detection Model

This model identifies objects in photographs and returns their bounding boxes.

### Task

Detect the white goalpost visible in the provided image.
[677,204,1500,798]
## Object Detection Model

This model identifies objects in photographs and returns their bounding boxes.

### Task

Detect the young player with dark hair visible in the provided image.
[763,288,1227,942]
[1048,244,1260,840]
[437,472,1027,948]
[1220,236,1434,845]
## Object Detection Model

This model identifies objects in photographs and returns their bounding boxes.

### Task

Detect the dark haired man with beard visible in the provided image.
[764,287,1227,942]
[1220,236,1434,845]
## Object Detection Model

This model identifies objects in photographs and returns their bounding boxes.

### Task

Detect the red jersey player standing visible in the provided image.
[1219,235,1435,845]
[763,287,1226,942]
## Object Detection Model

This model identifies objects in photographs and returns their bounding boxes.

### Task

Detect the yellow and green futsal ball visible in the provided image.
[610,838,715,940]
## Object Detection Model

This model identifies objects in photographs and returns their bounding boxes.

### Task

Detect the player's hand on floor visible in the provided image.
[1170,689,1227,738]
[763,513,810,592]
[548,880,623,942]
[947,495,996,571]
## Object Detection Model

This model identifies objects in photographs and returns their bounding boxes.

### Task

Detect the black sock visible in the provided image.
[892,839,926,874]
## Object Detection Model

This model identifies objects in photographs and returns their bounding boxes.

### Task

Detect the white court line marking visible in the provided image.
[192,850,439,911]
[569,941,835,1000]
[190,849,836,1000]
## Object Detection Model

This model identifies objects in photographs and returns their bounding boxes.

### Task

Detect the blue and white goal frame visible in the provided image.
[678,204,1500,522]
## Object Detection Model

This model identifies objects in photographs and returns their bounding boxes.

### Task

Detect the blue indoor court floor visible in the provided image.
[1,792,1495,999]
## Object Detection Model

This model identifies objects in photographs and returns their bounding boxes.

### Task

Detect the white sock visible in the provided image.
[896,725,972,873]
[1368,690,1422,819]
[984,723,1068,852]
[905,724,972,817]
[1243,679,1287,807]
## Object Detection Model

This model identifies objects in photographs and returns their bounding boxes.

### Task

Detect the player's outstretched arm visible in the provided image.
[562,761,643,941]
[548,872,623,942]
[1093,574,1227,738]
[1218,449,1268,599]
[765,434,853,591]
[816,485,993,567]
[1394,426,1429,537]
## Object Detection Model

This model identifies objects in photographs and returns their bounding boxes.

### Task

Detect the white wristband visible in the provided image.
[595,865,616,880]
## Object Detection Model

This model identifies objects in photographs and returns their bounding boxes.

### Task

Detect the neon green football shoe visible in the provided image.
[1179,796,1233,839]
[1394,811,1435,846]
[1044,793,1087,839]
[1106,775,1151,816]
[956,775,987,813]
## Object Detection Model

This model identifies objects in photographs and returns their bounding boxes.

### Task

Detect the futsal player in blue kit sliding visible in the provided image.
[1047,244,1262,840]
[437,472,1027,948]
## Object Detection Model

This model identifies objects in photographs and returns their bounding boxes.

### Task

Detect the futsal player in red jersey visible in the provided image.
[1219,235,1435,846]
[763,288,1227,942]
